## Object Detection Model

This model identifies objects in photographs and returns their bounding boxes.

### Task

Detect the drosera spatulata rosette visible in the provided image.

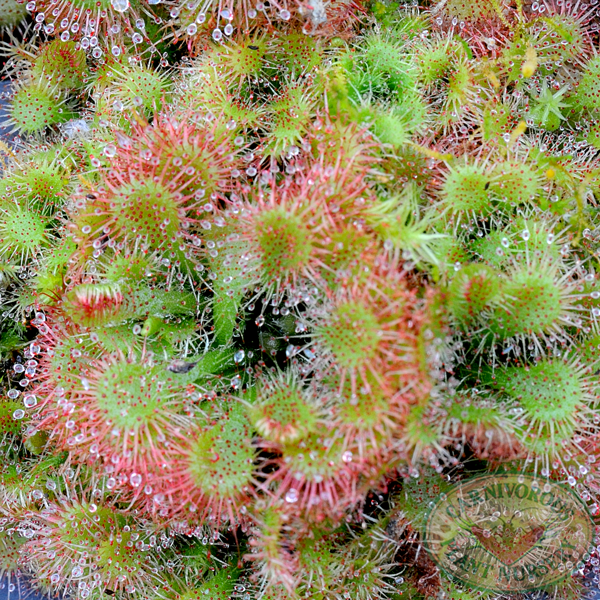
[2,0,600,599]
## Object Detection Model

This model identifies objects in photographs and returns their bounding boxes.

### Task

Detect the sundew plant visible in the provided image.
[1,0,600,599]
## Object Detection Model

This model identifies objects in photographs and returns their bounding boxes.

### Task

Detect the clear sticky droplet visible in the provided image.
[285,488,299,503]
[23,394,37,408]
[111,0,129,11]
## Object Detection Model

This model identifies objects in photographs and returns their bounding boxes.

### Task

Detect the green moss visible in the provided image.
[528,83,571,131]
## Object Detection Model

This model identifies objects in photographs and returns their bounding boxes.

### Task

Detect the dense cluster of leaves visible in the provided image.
[1,0,600,599]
